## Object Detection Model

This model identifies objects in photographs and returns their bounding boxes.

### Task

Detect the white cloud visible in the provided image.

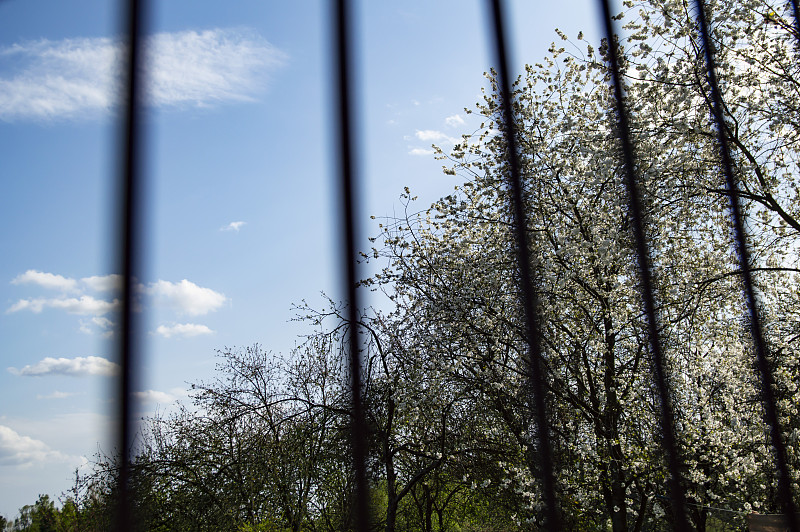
[9,356,119,377]
[221,221,246,232]
[8,271,227,324]
[149,29,285,107]
[10,271,122,295]
[92,316,115,329]
[409,147,435,156]
[11,270,77,292]
[415,129,454,142]
[145,279,227,316]
[6,295,119,315]
[133,389,178,404]
[155,323,214,338]
[0,37,117,121]
[78,321,93,335]
[0,28,287,121]
[445,114,465,128]
[0,425,71,466]
[80,274,122,292]
[79,316,116,337]
[36,390,80,400]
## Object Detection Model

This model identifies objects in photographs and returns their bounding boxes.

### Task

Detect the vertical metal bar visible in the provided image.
[332,0,370,530]
[597,2,691,529]
[115,0,146,529]
[693,2,799,530]
[790,0,800,41]
[486,1,560,528]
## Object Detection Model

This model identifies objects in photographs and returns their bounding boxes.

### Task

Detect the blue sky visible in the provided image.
[0,0,601,518]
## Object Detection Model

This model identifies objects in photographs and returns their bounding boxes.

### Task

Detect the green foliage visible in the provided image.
[237,518,292,532]
[9,495,82,532]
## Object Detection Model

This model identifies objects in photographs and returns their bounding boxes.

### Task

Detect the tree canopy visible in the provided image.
[8,1,800,530]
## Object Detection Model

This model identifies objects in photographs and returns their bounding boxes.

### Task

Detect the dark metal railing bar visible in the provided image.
[597,2,691,529]
[693,2,799,530]
[790,0,800,40]
[333,0,370,530]
[115,0,146,529]
[486,1,561,528]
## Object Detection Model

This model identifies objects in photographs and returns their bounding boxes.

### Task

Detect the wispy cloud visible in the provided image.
[8,271,122,320]
[8,271,227,323]
[11,270,78,292]
[36,390,81,400]
[80,274,122,292]
[145,279,227,316]
[79,316,115,338]
[11,270,121,293]
[408,129,460,156]
[0,28,287,121]
[445,114,466,128]
[221,221,246,232]
[8,356,119,377]
[0,425,72,467]
[415,129,458,143]
[7,295,119,315]
[7,271,123,316]
[150,29,285,107]
[133,388,188,404]
[91,316,114,329]
[155,323,214,338]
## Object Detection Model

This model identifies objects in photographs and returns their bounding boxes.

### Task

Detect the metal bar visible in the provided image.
[597,1,691,529]
[114,0,146,529]
[693,2,799,530]
[790,0,800,42]
[486,1,560,528]
[333,1,371,530]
